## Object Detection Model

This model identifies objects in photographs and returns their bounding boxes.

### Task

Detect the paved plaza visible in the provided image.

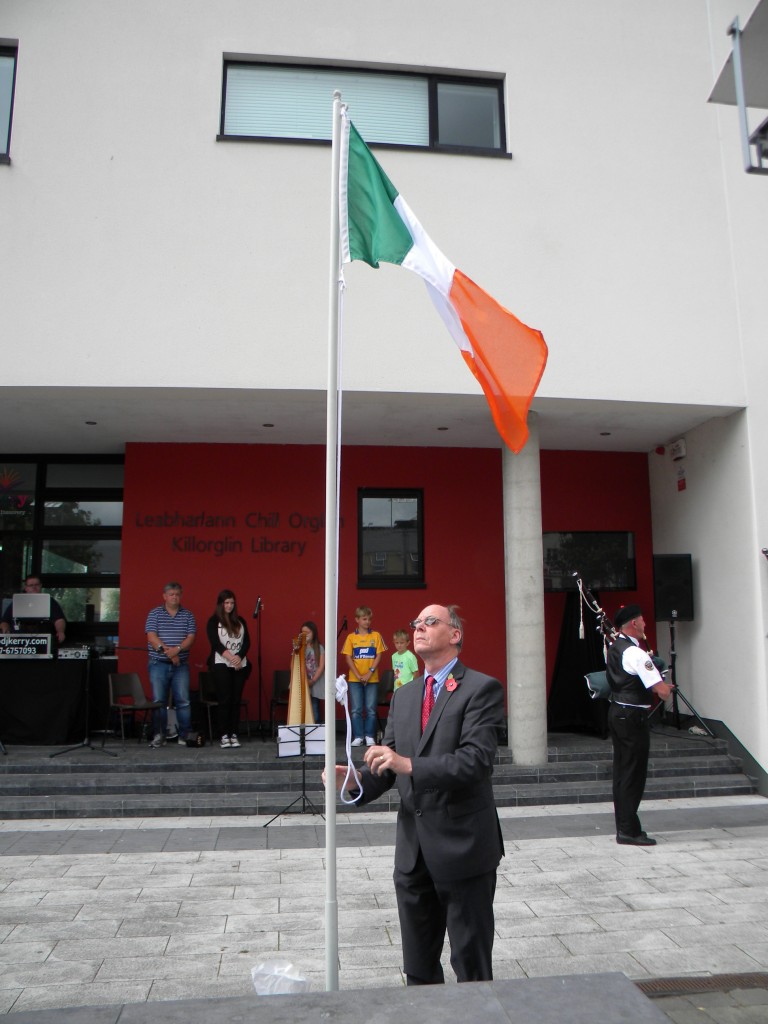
[0,795,767,1021]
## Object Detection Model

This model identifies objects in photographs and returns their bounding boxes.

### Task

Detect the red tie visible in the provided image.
[421,675,436,732]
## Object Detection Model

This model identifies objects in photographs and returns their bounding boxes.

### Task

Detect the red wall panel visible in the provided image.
[120,443,505,721]
[119,444,654,717]
[540,450,655,689]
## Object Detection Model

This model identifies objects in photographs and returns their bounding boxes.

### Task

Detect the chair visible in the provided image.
[103,673,162,747]
[198,671,251,742]
[375,669,396,738]
[270,669,292,736]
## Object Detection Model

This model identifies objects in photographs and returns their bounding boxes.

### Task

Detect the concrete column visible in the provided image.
[502,413,548,765]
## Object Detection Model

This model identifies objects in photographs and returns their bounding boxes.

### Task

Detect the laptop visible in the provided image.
[11,593,52,619]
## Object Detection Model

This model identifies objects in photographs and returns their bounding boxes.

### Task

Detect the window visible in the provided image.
[220,61,507,155]
[0,44,17,161]
[358,489,424,589]
[0,456,123,651]
[543,532,637,593]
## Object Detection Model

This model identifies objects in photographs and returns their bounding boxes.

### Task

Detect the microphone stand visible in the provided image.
[337,616,347,640]
[253,598,265,740]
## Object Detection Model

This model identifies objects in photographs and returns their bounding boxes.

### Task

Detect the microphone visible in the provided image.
[253,596,263,619]
[341,615,348,631]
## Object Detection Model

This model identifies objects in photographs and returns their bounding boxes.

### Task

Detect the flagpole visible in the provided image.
[324,89,343,994]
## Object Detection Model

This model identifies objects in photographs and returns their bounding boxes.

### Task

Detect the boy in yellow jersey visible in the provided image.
[342,606,387,746]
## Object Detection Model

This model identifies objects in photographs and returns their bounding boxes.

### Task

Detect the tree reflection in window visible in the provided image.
[359,489,424,588]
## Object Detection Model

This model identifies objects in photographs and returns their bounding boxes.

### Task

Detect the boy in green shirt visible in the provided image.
[391,628,418,690]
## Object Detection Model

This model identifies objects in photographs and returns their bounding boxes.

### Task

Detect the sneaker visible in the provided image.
[351,737,364,747]
[365,736,375,746]
[149,733,165,748]
[220,735,231,748]
[166,729,179,741]
[229,734,241,748]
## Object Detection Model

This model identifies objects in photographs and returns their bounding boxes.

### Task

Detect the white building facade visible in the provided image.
[1,0,766,774]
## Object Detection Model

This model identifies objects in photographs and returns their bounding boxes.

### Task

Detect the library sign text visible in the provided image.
[134,510,340,558]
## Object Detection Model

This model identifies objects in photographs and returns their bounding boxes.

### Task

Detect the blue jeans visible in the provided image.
[148,659,192,738]
[311,696,324,724]
[349,681,378,740]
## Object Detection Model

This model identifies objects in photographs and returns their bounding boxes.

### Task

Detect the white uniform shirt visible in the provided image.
[616,635,663,707]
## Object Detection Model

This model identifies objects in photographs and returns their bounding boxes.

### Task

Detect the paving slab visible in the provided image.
[0,797,766,1021]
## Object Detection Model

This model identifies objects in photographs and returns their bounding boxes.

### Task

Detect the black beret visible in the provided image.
[614,604,642,630]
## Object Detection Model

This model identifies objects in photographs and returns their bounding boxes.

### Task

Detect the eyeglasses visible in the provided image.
[410,616,452,629]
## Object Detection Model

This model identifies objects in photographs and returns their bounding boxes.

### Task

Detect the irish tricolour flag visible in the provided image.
[339,113,548,454]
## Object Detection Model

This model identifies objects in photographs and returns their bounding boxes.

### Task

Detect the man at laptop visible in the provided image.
[0,575,67,644]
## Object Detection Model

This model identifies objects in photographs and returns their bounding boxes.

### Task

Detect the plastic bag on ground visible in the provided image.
[251,959,311,995]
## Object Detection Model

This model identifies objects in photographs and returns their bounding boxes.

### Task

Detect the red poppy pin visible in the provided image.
[445,674,458,692]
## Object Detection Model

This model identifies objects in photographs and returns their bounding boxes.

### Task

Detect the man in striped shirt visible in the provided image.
[145,582,196,747]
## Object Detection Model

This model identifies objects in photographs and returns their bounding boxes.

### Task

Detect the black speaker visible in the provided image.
[653,554,694,621]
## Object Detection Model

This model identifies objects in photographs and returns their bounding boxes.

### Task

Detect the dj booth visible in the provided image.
[0,641,116,745]
[1,588,115,744]
[0,654,88,745]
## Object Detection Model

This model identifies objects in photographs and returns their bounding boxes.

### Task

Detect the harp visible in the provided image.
[286,632,316,725]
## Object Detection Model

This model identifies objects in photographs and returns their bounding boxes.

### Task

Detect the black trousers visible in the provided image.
[212,663,246,737]
[394,847,496,985]
[608,703,650,836]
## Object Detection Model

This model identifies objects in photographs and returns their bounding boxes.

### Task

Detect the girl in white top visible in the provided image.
[206,589,251,748]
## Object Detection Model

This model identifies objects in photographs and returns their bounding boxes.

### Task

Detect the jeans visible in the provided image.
[148,659,192,738]
[311,696,324,724]
[349,681,378,740]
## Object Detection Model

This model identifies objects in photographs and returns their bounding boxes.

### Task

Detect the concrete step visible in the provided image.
[0,754,746,798]
[0,726,755,819]
[0,772,755,820]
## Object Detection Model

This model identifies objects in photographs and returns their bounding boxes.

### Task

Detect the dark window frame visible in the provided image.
[357,487,425,590]
[219,60,510,158]
[0,43,18,163]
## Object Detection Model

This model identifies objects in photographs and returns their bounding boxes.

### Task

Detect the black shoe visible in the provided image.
[617,831,657,846]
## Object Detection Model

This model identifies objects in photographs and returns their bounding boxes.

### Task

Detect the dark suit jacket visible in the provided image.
[357,660,505,883]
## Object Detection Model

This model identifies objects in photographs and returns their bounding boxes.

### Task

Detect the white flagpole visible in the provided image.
[324,90,343,993]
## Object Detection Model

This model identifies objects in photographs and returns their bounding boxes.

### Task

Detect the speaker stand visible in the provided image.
[649,611,714,738]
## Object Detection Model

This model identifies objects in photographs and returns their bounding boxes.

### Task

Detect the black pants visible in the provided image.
[394,848,496,985]
[212,663,246,737]
[608,703,650,836]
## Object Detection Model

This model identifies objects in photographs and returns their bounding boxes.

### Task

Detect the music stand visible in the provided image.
[50,647,118,759]
[649,610,714,737]
[263,724,325,826]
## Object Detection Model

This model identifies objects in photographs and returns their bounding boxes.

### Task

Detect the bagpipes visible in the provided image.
[572,572,666,701]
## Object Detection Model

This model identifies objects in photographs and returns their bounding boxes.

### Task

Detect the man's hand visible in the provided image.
[364,744,412,776]
[322,765,353,793]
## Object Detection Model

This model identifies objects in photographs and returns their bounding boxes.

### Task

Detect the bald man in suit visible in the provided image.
[329,603,505,985]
